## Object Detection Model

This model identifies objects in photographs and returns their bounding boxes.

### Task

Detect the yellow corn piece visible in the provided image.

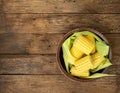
[74,56,93,72]
[73,35,95,55]
[92,52,106,69]
[70,66,89,77]
[70,45,84,58]
[86,35,96,53]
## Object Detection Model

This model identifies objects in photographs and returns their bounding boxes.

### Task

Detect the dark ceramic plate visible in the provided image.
[57,28,112,81]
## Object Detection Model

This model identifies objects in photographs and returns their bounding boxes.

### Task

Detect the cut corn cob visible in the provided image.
[92,52,106,69]
[86,35,96,53]
[70,45,84,58]
[73,35,95,55]
[74,56,93,72]
[70,66,89,77]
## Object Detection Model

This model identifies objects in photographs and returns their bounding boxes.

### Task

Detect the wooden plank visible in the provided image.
[0,55,60,75]
[0,33,63,54]
[0,54,120,75]
[0,14,120,33]
[0,0,120,13]
[0,33,119,54]
[0,75,119,93]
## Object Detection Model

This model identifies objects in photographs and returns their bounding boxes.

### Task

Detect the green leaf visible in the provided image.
[62,46,70,73]
[96,41,109,56]
[62,38,76,72]
[91,58,112,73]
[87,73,115,78]
[71,31,103,42]
[62,38,76,65]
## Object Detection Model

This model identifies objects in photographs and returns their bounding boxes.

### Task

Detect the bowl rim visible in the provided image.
[56,27,112,82]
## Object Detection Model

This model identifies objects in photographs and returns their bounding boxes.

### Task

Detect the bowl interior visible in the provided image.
[57,28,112,81]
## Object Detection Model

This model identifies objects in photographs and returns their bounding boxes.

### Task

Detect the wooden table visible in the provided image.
[0,0,120,93]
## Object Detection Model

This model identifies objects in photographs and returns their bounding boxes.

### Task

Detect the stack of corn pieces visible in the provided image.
[70,35,106,77]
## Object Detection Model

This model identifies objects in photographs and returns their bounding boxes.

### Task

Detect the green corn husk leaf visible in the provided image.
[96,41,109,56]
[91,58,112,73]
[62,47,70,73]
[62,38,76,73]
[87,73,116,79]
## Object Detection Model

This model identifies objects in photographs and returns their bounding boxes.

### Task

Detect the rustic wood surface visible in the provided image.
[0,14,120,34]
[0,0,120,93]
[0,0,120,13]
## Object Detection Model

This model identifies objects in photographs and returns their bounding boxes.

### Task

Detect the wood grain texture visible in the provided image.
[0,33,63,54]
[0,0,120,93]
[0,75,119,93]
[0,14,120,33]
[0,55,60,75]
[0,0,120,13]
[0,33,119,54]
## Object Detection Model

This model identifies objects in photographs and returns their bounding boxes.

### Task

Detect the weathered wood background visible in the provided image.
[0,0,120,93]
